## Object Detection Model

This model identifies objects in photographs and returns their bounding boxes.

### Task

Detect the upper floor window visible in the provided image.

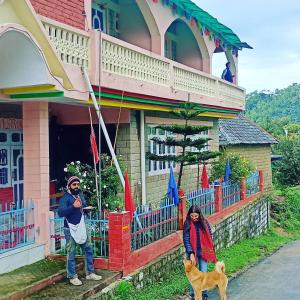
[92,1,120,38]
[148,126,176,175]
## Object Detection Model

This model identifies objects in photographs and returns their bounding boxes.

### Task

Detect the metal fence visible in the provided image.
[131,198,178,251]
[49,215,108,258]
[0,200,35,254]
[222,182,241,208]
[246,171,260,197]
[186,187,215,216]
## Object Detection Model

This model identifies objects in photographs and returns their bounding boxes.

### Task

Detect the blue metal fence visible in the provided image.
[186,187,215,216]
[0,201,35,254]
[131,198,178,251]
[246,171,260,197]
[49,215,108,258]
[222,182,240,208]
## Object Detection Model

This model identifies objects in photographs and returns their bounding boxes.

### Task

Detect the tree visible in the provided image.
[147,102,220,189]
[273,137,300,186]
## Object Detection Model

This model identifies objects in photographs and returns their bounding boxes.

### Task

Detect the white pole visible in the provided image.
[140,110,146,205]
[82,68,125,189]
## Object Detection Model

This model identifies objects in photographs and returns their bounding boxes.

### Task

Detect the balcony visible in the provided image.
[42,20,245,111]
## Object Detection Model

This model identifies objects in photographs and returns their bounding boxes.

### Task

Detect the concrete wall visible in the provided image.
[226,145,273,192]
[120,0,152,51]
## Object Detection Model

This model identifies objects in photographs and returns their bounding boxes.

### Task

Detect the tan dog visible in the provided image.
[183,259,228,300]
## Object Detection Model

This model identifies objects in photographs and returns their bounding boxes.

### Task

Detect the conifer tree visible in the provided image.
[147,102,220,189]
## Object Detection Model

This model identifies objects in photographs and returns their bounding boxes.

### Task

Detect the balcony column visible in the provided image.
[23,102,50,253]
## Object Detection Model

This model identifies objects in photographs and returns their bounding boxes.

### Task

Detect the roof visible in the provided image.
[219,115,278,146]
[171,0,252,50]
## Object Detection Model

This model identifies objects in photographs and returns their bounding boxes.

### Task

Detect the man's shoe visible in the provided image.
[202,296,208,300]
[70,277,82,286]
[86,273,102,281]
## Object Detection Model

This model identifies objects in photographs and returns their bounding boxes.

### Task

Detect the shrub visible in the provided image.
[211,152,255,184]
[64,154,124,211]
[273,137,300,186]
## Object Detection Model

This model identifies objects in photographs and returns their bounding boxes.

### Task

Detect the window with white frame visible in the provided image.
[148,126,176,175]
[189,130,209,153]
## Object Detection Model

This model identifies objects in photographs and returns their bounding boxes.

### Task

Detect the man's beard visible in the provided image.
[70,188,81,196]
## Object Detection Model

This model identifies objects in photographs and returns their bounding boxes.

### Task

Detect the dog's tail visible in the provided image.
[215,261,225,274]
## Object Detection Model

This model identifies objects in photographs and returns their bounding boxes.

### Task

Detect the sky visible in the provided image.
[194,0,300,93]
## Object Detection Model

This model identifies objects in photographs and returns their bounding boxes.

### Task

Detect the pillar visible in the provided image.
[108,211,131,271]
[23,102,50,252]
[214,183,222,213]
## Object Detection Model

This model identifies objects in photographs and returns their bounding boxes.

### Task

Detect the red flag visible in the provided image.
[90,127,99,164]
[201,163,210,189]
[124,171,135,221]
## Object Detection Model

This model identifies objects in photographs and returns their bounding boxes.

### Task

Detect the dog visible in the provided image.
[183,259,228,300]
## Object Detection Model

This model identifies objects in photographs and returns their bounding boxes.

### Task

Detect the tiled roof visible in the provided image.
[219,115,278,146]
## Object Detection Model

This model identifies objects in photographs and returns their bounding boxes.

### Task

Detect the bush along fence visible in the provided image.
[48,170,264,275]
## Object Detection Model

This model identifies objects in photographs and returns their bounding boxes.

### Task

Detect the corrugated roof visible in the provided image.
[172,0,252,50]
[219,115,278,145]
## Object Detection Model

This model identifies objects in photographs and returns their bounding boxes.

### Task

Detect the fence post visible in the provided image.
[108,211,131,272]
[259,170,264,192]
[177,189,186,230]
[240,178,247,201]
[214,182,222,213]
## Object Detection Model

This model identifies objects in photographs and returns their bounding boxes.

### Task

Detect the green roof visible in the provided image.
[166,0,252,50]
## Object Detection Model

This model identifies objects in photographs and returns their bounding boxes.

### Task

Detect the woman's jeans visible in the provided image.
[64,227,94,279]
[189,256,208,299]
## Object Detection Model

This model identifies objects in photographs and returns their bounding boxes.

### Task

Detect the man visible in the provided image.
[58,176,102,286]
[221,62,235,83]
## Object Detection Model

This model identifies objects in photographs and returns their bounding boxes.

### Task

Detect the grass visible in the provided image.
[111,187,300,300]
[0,259,65,297]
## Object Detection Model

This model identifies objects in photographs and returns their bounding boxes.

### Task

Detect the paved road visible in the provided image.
[207,239,300,300]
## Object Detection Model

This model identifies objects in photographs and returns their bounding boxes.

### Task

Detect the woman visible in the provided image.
[183,205,217,300]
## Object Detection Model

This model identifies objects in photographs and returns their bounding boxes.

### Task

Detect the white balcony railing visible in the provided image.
[41,19,245,107]
[42,20,89,67]
[101,34,245,107]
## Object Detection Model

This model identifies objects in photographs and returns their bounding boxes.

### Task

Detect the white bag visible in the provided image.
[67,215,87,244]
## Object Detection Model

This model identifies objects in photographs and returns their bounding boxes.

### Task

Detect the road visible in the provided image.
[207,239,300,300]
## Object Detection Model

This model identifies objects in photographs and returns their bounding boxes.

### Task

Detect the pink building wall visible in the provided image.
[23,102,50,253]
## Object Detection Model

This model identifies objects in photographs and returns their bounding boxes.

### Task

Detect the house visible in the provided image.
[0,0,251,272]
[219,114,278,191]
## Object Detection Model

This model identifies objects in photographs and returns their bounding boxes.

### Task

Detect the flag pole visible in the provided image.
[82,68,125,189]
[88,108,100,211]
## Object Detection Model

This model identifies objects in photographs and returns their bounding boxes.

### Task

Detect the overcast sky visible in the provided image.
[194,0,300,92]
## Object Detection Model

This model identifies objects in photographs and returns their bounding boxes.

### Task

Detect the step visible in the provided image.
[25,269,121,300]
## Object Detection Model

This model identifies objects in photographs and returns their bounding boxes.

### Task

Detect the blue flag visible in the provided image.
[224,159,231,183]
[167,167,179,206]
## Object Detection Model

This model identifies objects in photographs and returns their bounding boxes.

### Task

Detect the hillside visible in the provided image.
[246,83,300,136]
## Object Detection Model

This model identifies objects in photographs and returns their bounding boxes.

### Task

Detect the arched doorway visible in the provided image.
[164,19,203,70]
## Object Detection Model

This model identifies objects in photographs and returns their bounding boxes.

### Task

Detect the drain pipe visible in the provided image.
[82,68,125,189]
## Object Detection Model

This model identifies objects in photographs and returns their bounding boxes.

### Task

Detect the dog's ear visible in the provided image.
[185,261,192,273]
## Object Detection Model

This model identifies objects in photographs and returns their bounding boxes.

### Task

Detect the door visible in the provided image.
[11,147,23,208]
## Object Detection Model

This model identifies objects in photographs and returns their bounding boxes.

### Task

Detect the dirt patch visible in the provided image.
[274,226,291,237]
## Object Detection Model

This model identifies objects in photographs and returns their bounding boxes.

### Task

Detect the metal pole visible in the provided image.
[82,68,125,188]
[140,110,146,205]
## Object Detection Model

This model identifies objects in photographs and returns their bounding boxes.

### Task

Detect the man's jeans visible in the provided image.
[64,227,94,279]
[189,256,208,299]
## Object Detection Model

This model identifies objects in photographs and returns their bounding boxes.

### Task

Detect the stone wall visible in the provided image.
[212,196,269,250]
[226,145,273,192]
[95,196,269,299]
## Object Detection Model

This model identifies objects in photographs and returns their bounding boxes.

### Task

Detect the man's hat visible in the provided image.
[67,176,80,187]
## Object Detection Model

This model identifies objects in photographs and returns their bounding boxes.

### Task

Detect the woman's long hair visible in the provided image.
[184,204,206,231]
